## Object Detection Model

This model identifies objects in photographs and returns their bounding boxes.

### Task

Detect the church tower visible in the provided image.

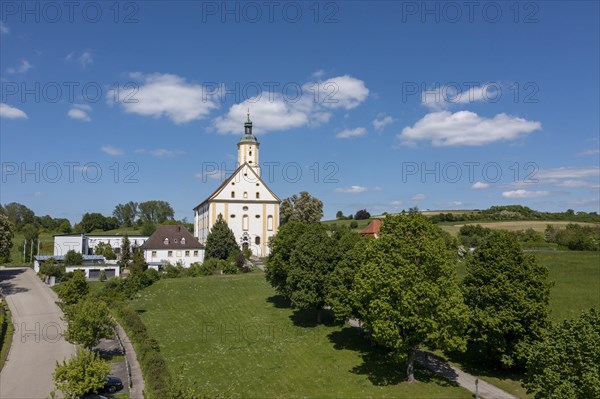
[237,112,260,176]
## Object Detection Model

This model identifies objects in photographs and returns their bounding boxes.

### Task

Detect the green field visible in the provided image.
[131,274,471,398]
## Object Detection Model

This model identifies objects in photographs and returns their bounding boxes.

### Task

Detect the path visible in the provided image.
[114,322,145,399]
[0,267,77,399]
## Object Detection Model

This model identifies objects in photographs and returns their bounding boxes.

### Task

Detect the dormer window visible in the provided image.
[181,238,186,245]
[164,238,169,245]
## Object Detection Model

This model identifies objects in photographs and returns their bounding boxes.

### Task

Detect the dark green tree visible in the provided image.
[265,220,308,297]
[3,202,35,230]
[119,234,131,267]
[354,209,371,220]
[64,298,115,349]
[0,213,14,263]
[352,214,468,382]
[462,230,552,368]
[525,308,600,399]
[287,223,340,323]
[204,214,239,260]
[113,201,138,226]
[63,249,83,266]
[138,200,174,224]
[129,245,147,274]
[335,210,344,219]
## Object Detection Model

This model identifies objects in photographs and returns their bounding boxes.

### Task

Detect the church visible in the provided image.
[193,115,280,257]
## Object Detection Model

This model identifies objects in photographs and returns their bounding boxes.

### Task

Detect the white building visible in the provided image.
[193,115,280,257]
[53,233,149,257]
[141,225,204,268]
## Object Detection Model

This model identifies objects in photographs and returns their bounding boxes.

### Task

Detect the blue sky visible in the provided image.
[1,1,599,223]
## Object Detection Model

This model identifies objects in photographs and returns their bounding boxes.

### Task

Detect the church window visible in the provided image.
[255,236,261,245]
[267,215,273,231]
[231,182,235,185]
[256,192,260,199]
[244,192,248,199]
[243,206,248,211]
[249,161,252,164]
[231,191,235,198]
[249,151,252,156]
[230,214,236,218]
[255,215,260,218]
[256,183,259,186]
[164,238,169,245]
[243,215,249,231]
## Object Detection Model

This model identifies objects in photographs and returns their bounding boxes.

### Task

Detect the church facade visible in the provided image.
[193,116,280,257]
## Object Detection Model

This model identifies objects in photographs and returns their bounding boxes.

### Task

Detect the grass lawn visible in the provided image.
[131,274,471,399]
[438,220,599,236]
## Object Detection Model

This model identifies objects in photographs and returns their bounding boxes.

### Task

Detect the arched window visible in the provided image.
[255,236,261,245]
[243,215,249,231]
[243,206,248,211]
[231,191,235,198]
[243,192,248,199]
[267,215,273,231]
[256,192,260,199]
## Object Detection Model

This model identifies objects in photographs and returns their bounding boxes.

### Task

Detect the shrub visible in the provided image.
[63,250,83,266]
[349,221,358,229]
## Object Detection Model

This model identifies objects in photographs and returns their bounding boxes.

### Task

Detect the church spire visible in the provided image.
[244,109,252,135]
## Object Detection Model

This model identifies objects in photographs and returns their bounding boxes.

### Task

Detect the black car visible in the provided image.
[102,376,124,394]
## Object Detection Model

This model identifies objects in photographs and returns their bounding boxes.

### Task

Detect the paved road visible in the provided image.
[0,267,77,399]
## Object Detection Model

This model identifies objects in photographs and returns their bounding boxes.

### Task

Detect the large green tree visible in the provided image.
[265,220,308,297]
[352,214,468,382]
[53,347,111,398]
[64,298,115,349]
[525,308,600,399]
[56,270,89,306]
[0,214,14,263]
[138,200,174,224]
[287,223,340,323]
[204,214,239,260]
[326,231,368,322]
[113,201,138,226]
[462,230,552,368]
[279,191,323,224]
[63,249,83,266]
[119,234,131,267]
[3,202,35,230]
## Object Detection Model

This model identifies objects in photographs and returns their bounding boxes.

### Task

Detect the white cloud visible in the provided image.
[67,104,92,121]
[372,114,395,131]
[214,75,368,135]
[579,149,600,156]
[66,51,94,67]
[336,127,366,139]
[556,180,600,189]
[502,189,550,199]
[536,167,599,180]
[34,191,44,197]
[111,73,219,124]
[0,103,27,119]
[101,145,124,156]
[7,60,33,74]
[411,193,426,201]
[309,75,369,110]
[0,22,9,34]
[471,181,490,190]
[390,200,403,206]
[398,111,541,147]
[446,201,463,207]
[334,186,368,193]
[421,83,499,110]
[149,148,184,158]
[312,69,326,79]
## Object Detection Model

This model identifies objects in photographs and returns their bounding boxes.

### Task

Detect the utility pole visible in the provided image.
[29,239,33,263]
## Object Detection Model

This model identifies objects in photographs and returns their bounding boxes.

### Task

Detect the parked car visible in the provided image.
[102,376,124,393]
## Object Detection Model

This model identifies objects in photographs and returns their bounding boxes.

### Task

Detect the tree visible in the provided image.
[525,308,600,399]
[279,191,323,224]
[138,200,174,224]
[53,347,111,398]
[354,209,371,220]
[64,298,115,349]
[204,214,239,260]
[119,234,131,267]
[141,221,157,236]
[265,220,308,297]
[95,242,116,260]
[336,210,344,219]
[408,206,419,214]
[113,201,138,226]
[326,232,368,322]
[77,213,108,233]
[3,202,35,230]
[58,220,72,234]
[63,249,83,266]
[129,245,147,274]
[462,230,552,368]
[352,214,468,382]
[287,223,341,323]
[0,214,14,263]
[56,270,89,306]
